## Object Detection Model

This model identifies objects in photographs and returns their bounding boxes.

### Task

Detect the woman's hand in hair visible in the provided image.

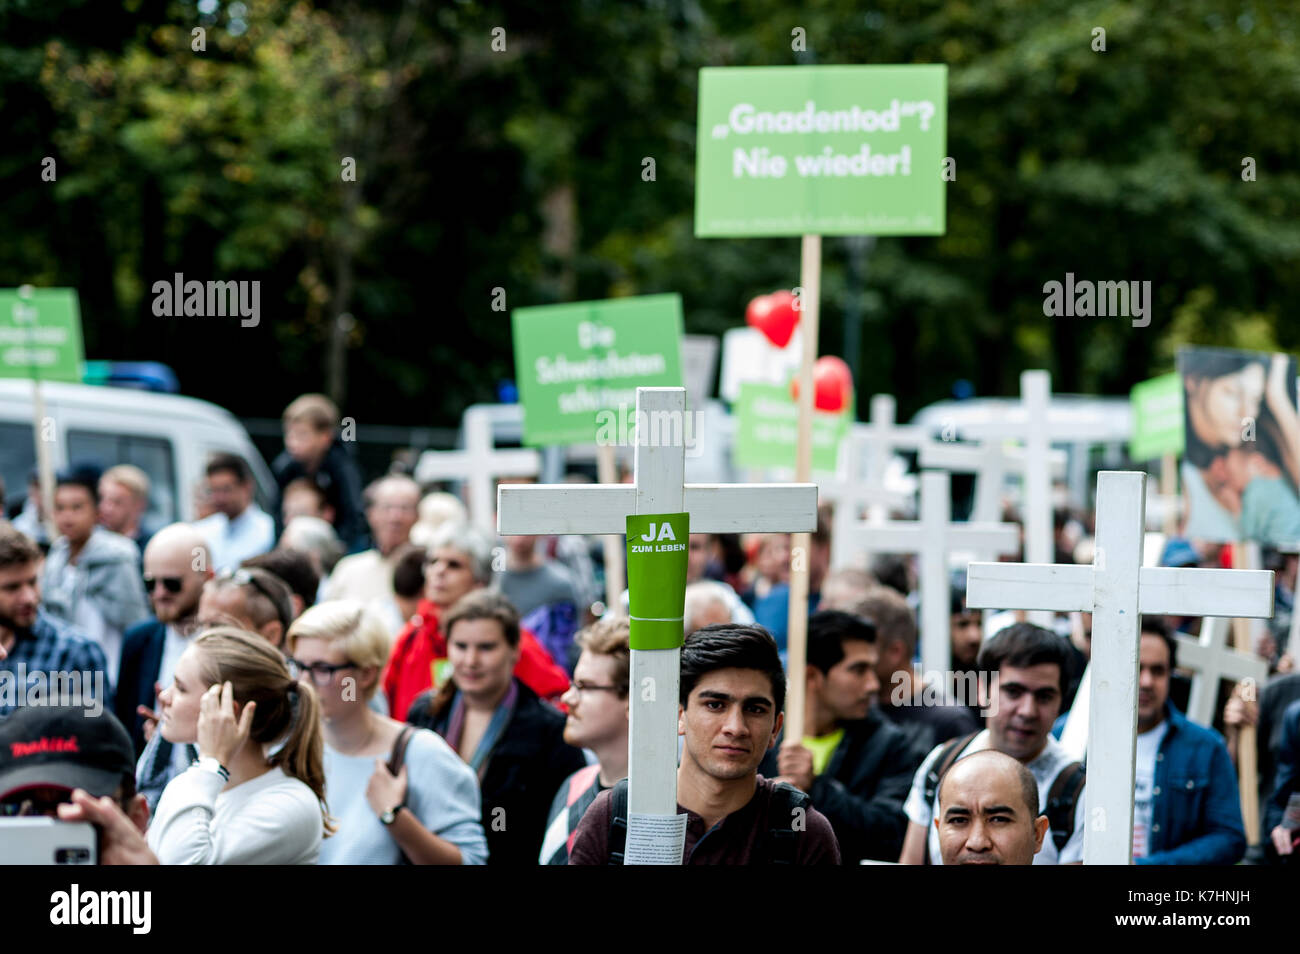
[198,681,257,767]
[366,759,408,819]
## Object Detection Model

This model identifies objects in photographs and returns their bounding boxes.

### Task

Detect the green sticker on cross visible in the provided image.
[626,512,690,651]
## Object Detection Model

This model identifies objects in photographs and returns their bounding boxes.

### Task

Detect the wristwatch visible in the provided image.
[380,801,406,826]
[195,757,230,782]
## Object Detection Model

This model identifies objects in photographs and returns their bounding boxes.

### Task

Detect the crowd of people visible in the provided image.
[1,393,1297,866]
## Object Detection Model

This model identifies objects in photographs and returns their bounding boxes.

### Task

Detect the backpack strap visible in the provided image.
[607,777,630,865]
[764,782,812,865]
[386,725,415,777]
[922,731,981,866]
[1045,761,1086,854]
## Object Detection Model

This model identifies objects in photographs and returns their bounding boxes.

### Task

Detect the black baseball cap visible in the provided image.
[0,706,135,801]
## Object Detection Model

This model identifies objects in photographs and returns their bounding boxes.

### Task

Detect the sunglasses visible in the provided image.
[143,575,183,594]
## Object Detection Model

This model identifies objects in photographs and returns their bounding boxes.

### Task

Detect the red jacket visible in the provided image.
[383,598,571,722]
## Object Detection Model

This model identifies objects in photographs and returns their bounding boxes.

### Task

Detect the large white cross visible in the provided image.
[823,425,912,571]
[838,470,1019,675]
[1176,615,1268,728]
[966,470,1274,865]
[414,406,541,535]
[497,387,817,841]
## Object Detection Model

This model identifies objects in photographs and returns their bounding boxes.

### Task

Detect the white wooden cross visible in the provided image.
[919,437,1067,525]
[837,470,1019,675]
[414,405,541,535]
[966,470,1274,865]
[822,425,912,571]
[1176,615,1268,728]
[497,387,816,853]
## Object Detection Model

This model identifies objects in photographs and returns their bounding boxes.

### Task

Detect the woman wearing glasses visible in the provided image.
[287,600,488,865]
[148,627,332,864]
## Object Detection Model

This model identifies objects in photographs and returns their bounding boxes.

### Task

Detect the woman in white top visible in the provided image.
[147,627,333,864]
[286,600,488,865]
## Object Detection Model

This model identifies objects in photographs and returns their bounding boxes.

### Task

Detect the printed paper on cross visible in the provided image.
[498,387,816,859]
[414,406,541,535]
[966,471,1274,865]
[837,470,1019,675]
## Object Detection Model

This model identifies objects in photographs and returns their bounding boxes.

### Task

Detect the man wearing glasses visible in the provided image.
[540,618,631,864]
[116,524,215,757]
[195,566,295,649]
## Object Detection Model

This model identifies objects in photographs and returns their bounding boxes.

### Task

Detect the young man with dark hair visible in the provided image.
[41,465,150,686]
[899,622,1086,865]
[273,393,368,553]
[569,623,840,864]
[758,609,922,863]
[1130,616,1246,864]
[0,525,110,719]
[195,453,275,571]
[406,590,586,865]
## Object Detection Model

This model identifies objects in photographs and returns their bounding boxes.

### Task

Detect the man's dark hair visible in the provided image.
[950,582,969,616]
[242,549,319,613]
[56,464,101,506]
[869,554,910,596]
[206,452,252,484]
[1140,615,1177,669]
[391,543,427,599]
[680,624,785,713]
[976,622,1070,696]
[807,610,876,676]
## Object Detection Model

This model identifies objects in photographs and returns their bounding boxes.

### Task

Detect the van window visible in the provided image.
[0,421,36,514]
[67,430,178,528]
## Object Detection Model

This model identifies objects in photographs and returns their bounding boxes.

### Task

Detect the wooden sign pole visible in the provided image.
[785,234,821,742]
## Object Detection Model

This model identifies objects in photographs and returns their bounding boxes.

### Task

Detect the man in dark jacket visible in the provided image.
[274,394,369,553]
[116,524,213,757]
[760,610,923,863]
[405,590,586,865]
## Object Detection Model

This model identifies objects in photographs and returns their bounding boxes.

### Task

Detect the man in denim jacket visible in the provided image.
[1132,618,1246,865]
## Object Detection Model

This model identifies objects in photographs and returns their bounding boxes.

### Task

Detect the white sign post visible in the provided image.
[838,470,1019,675]
[498,387,816,857]
[966,470,1274,865]
[414,406,541,535]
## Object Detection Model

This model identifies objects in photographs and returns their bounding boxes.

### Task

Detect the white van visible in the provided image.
[0,380,275,527]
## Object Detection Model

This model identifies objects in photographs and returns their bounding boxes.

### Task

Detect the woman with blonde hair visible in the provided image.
[287,600,488,864]
[147,627,332,864]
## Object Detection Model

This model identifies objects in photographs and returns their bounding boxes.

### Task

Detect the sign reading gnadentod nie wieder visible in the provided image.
[695,65,947,237]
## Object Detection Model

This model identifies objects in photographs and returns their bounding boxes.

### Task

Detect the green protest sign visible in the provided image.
[1130,372,1184,461]
[0,287,85,382]
[695,65,947,237]
[512,295,684,447]
[733,381,848,472]
[626,512,690,651]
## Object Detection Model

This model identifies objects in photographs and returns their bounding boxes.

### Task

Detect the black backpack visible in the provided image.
[921,732,1085,864]
[606,777,810,865]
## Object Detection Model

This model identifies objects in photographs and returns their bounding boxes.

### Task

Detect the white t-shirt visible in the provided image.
[323,549,403,633]
[1131,720,1169,859]
[157,624,191,693]
[904,728,1086,865]
[148,764,323,865]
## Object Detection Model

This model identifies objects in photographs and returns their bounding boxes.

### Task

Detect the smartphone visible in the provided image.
[0,817,98,865]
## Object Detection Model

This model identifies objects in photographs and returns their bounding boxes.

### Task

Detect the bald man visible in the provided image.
[936,750,1049,866]
[115,524,214,756]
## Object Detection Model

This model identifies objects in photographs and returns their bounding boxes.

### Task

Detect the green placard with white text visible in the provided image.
[512,295,684,447]
[0,288,85,382]
[1130,373,1184,461]
[733,381,849,473]
[626,512,690,650]
[695,65,947,237]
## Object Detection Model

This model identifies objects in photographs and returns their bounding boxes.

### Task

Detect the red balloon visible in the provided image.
[745,290,800,349]
[792,355,854,412]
